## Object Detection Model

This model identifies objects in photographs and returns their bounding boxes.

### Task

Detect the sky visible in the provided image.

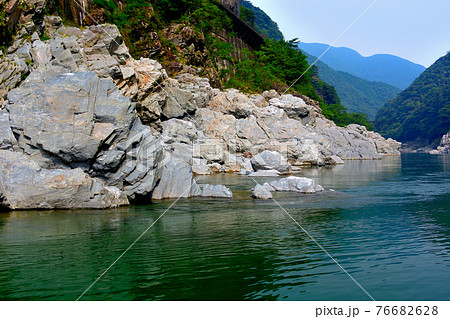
[249,0,450,67]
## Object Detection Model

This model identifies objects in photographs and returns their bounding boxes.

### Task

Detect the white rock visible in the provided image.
[248,170,281,177]
[251,184,273,199]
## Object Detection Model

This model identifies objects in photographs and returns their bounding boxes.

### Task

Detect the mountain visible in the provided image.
[302,53,401,119]
[375,52,450,144]
[297,42,426,89]
[241,0,284,41]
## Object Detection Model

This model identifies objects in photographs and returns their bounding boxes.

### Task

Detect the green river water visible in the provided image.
[0,154,449,300]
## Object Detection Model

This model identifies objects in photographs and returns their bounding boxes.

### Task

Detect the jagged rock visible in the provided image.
[265,177,324,194]
[161,84,197,119]
[251,150,292,174]
[7,71,134,166]
[31,40,52,67]
[0,54,29,100]
[269,94,312,122]
[151,153,200,200]
[0,150,129,210]
[200,184,233,198]
[251,184,273,199]
[162,119,198,144]
[0,111,15,150]
[248,170,281,177]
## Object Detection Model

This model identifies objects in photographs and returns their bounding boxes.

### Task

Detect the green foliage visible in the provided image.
[240,5,255,28]
[321,103,374,130]
[152,0,231,32]
[93,0,117,12]
[376,52,450,143]
[0,2,12,47]
[241,0,283,41]
[226,39,316,97]
[39,33,50,41]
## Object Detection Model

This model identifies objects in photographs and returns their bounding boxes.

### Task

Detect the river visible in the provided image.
[0,154,449,300]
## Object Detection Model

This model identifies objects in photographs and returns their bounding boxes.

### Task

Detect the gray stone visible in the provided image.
[31,40,52,67]
[0,54,28,99]
[251,150,292,174]
[15,43,32,60]
[201,184,233,198]
[266,176,324,193]
[7,71,134,166]
[161,85,196,119]
[162,119,198,144]
[251,184,273,199]
[0,150,129,210]
[0,111,15,150]
[248,170,281,177]
[151,152,199,199]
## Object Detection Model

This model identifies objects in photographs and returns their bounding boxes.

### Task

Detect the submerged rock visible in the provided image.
[251,184,273,200]
[200,184,233,198]
[264,176,324,194]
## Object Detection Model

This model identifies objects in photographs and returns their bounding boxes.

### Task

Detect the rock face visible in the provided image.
[0,19,401,210]
[264,177,324,194]
[251,184,273,200]
[151,153,200,200]
[0,150,129,210]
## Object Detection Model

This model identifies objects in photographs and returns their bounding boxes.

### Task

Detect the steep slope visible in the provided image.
[303,53,401,119]
[376,52,450,144]
[298,42,426,89]
[241,0,283,41]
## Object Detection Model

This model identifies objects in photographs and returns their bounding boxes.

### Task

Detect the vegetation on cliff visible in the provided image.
[376,52,450,143]
[241,0,283,41]
[2,0,373,129]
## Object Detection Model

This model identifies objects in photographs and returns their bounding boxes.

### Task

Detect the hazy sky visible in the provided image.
[250,0,450,67]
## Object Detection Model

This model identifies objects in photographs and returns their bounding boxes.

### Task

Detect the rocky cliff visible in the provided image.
[0,16,400,210]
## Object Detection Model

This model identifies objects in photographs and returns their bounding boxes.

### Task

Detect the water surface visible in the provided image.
[0,154,449,300]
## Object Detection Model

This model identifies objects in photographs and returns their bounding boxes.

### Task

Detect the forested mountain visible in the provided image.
[241,0,284,41]
[303,53,401,119]
[376,52,450,144]
[297,42,426,89]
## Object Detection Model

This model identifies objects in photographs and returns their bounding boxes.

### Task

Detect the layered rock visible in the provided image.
[0,150,128,210]
[0,19,401,210]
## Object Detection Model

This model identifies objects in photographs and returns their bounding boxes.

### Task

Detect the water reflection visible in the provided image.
[0,154,449,301]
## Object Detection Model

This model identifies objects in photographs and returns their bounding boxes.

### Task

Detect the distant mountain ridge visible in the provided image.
[297,42,426,89]
[376,52,450,144]
[302,52,401,119]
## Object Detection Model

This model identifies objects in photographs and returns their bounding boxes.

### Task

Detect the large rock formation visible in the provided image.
[0,150,128,210]
[0,18,401,210]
